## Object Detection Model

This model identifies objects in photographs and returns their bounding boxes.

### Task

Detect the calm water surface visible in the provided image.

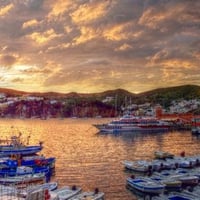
[0,118,200,200]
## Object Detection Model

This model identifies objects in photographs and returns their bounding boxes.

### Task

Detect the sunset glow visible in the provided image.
[0,0,199,93]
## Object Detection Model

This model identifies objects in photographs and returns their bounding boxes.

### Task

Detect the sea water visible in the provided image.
[0,118,200,200]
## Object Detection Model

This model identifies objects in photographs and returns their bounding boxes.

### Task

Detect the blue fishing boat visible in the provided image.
[127,176,165,194]
[0,165,50,177]
[0,135,43,157]
[2,155,55,171]
[167,192,199,200]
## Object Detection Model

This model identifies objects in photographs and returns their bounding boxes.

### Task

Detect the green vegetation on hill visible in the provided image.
[138,85,200,107]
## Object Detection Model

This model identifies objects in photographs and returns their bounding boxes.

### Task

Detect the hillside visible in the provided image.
[1,84,200,102]
[138,85,200,106]
[1,85,200,118]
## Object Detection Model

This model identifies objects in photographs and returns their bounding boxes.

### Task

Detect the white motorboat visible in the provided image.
[69,188,104,200]
[94,115,171,133]
[127,176,165,194]
[122,160,152,173]
[53,185,81,200]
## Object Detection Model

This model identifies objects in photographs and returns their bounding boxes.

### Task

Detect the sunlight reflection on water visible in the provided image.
[0,118,200,200]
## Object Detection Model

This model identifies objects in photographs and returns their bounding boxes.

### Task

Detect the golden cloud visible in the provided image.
[148,52,196,69]
[0,3,14,17]
[103,22,142,41]
[73,26,100,45]
[71,1,110,25]
[64,26,73,33]
[139,7,168,29]
[115,43,132,51]
[139,4,187,30]
[48,0,75,18]
[22,19,39,29]
[28,29,60,44]
[162,59,195,69]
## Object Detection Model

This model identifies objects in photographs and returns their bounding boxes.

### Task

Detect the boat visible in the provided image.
[94,115,171,133]
[151,175,182,191]
[191,117,200,134]
[26,187,59,200]
[157,171,199,187]
[151,192,200,200]
[0,155,56,176]
[53,185,81,200]
[0,195,25,200]
[69,188,104,200]
[19,181,58,197]
[123,159,174,173]
[154,151,174,159]
[122,160,152,173]
[0,185,17,196]
[0,173,46,187]
[192,126,200,134]
[0,165,50,177]
[167,191,200,200]
[0,134,43,157]
[19,155,55,167]
[176,175,199,187]
[126,176,165,194]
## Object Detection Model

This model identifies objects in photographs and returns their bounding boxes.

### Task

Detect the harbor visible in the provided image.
[0,118,200,199]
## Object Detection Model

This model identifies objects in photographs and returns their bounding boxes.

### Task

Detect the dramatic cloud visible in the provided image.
[0,0,199,93]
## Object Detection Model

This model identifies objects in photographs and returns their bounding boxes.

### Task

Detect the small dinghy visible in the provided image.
[127,176,165,195]
[19,181,58,197]
[122,160,152,173]
[69,188,104,200]
[154,151,174,159]
[53,185,81,200]
[0,173,46,187]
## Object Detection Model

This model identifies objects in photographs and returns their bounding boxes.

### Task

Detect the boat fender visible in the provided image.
[147,166,153,176]
[72,185,77,190]
[148,165,152,170]
[44,189,51,200]
[131,175,135,179]
[94,188,99,194]
[35,159,42,166]
[180,151,185,157]
[17,159,22,166]
[196,159,200,166]
[187,186,193,192]
[159,163,164,171]
[11,154,17,160]
[175,162,179,169]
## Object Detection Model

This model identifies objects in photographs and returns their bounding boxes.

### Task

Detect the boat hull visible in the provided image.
[0,146,43,157]
[0,173,46,188]
[127,177,165,194]
[99,126,170,133]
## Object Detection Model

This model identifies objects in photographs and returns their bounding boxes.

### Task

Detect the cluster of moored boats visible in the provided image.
[123,151,200,200]
[0,134,104,200]
[93,115,173,134]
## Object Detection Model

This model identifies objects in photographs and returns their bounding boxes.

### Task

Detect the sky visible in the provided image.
[0,0,199,94]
